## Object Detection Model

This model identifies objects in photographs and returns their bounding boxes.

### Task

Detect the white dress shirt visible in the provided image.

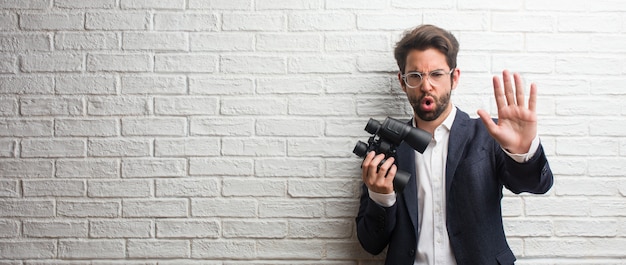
[368,106,540,265]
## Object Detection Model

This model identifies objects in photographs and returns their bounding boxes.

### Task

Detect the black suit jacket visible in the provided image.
[356,109,553,265]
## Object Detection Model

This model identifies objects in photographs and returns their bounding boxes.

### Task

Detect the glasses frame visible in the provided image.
[401,68,455,88]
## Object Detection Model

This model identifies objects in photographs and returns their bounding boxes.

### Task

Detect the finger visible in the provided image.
[361,151,376,179]
[377,156,395,177]
[514,72,525,107]
[492,75,505,110]
[528,82,537,112]
[386,164,397,186]
[502,70,515,106]
[477,109,499,135]
[367,153,386,178]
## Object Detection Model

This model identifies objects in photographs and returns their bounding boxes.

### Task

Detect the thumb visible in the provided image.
[477,109,498,134]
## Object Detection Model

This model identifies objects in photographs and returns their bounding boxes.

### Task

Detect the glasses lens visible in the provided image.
[405,73,422,87]
[428,70,448,86]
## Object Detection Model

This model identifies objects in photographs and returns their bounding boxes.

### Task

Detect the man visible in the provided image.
[355,24,553,265]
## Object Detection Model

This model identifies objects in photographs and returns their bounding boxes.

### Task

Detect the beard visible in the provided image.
[409,90,451,122]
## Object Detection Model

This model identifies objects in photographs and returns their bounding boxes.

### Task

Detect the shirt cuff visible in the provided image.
[368,189,397,207]
[502,134,541,163]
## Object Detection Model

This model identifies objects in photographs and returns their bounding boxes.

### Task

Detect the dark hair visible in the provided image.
[394,24,459,74]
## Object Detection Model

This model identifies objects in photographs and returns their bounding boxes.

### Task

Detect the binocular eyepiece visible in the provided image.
[353,117,432,192]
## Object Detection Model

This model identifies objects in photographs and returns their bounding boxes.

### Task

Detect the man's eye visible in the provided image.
[431,72,444,77]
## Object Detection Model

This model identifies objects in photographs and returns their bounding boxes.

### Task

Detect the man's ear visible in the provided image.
[451,68,460,90]
[397,72,407,92]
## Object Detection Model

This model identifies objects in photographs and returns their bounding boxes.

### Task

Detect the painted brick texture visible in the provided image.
[1,0,625,264]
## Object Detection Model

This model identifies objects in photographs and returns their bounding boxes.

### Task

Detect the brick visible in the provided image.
[0,54,17,73]
[325,75,391,95]
[356,96,412,116]
[20,97,83,116]
[221,97,287,115]
[155,54,216,73]
[557,56,621,75]
[157,219,219,238]
[288,138,354,158]
[55,0,116,8]
[527,33,590,53]
[590,199,626,217]
[256,0,321,9]
[259,200,323,218]
[155,178,220,197]
[23,179,85,197]
[423,12,489,31]
[257,77,322,95]
[57,200,120,217]
[255,158,323,177]
[123,32,188,51]
[0,33,49,52]
[289,12,355,31]
[0,160,53,178]
[289,55,353,73]
[121,0,185,9]
[288,179,357,198]
[289,96,355,116]
[87,97,151,116]
[492,54,554,74]
[222,138,286,156]
[190,117,254,136]
[55,32,119,50]
[257,33,321,51]
[188,0,252,9]
[121,158,186,178]
[323,158,361,178]
[122,75,187,95]
[88,138,151,157]
[155,13,218,31]
[257,240,323,259]
[0,180,19,197]
[525,238,626,257]
[326,118,374,137]
[0,97,17,116]
[189,158,253,176]
[21,139,84,158]
[592,78,626,95]
[155,138,220,157]
[90,219,152,238]
[223,220,286,238]
[55,118,118,137]
[221,55,285,74]
[587,158,626,177]
[357,13,422,31]
[123,199,188,218]
[458,0,521,10]
[128,239,189,258]
[288,219,352,238]
[189,77,254,95]
[325,33,388,52]
[0,13,18,30]
[0,219,19,237]
[590,119,626,136]
[222,13,284,31]
[190,33,254,51]
[0,76,54,94]
[525,198,590,217]
[20,13,84,30]
[256,118,323,136]
[556,137,618,156]
[56,159,120,178]
[87,53,152,72]
[555,177,620,196]
[0,199,54,217]
[86,12,150,30]
[554,219,618,237]
[192,198,257,218]
[559,14,621,32]
[0,240,55,259]
[539,118,588,136]
[121,118,186,136]
[502,219,552,237]
[58,240,125,259]
[325,241,375,260]
[0,139,15,157]
[325,199,359,218]
[0,119,53,137]
[491,13,554,32]
[88,179,152,198]
[154,96,218,115]
[56,75,116,95]
[23,220,88,238]
[458,32,524,52]
[192,240,255,259]
[222,178,285,197]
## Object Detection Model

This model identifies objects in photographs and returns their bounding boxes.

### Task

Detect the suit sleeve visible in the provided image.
[498,143,554,194]
[355,184,398,255]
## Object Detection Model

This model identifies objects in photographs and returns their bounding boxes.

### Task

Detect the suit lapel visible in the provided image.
[397,139,419,235]
[445,109,471,195]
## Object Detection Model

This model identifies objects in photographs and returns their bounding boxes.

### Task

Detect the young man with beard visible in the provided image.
[355,24,554,265]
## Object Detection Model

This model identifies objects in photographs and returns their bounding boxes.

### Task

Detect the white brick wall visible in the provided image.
[0,0,625,264]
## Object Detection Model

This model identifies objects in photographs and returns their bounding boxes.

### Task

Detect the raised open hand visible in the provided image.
[477,70,537,154]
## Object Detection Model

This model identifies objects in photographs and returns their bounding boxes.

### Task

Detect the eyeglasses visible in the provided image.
[401,68,455,88]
